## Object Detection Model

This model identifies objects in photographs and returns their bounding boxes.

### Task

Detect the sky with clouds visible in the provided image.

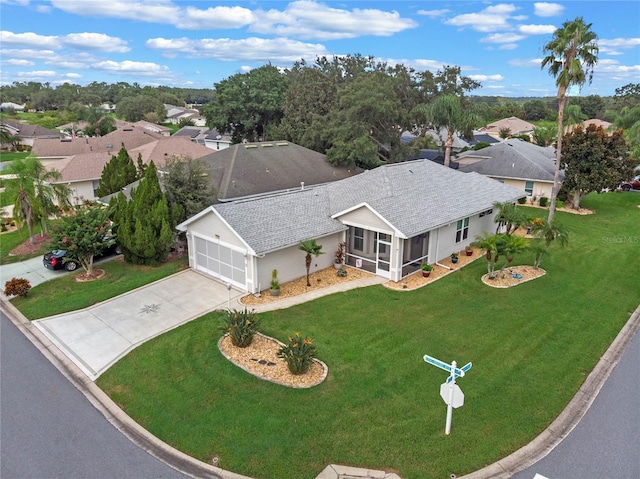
[1,0,638,97]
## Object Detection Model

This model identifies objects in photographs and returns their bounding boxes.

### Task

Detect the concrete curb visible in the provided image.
[459,304,640,479]
[0,296,250,479]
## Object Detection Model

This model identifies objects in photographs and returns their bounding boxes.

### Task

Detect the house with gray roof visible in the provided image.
[1,118,62,148]
[174,126,232,151]
[198,140,357,202]
[456,139,561,202]
[177,159,524,292]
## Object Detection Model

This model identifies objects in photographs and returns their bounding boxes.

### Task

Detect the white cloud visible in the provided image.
[417,9,450,18]
[92,60,171,76]
[509,58,542,68]
[599,37,640,55]
[1,48,58,61]
[0,31,59,48]
[518,24,556,35]
[147,36,329,63]
[444,4,520,33]
[0,31,130,54]
[251,1,417,40]
[469,74,504,82]
[50,0,416,39]
[533,3,564,17]
[62,33,130,53]
[1,58,34,66]
[481,33,525,44]
[180,5,254,30]
[499,43,518,51]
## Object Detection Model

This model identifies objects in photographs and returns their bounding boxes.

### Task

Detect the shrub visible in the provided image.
[539,196,548,207]
[277,332,317,375]
[222,308,261,348]
[270,269,280,290]
[517,197,527,204]
[4,277,32,297]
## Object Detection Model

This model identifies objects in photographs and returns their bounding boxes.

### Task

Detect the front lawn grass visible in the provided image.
[97,192,639,479]
[11,256,189,319]
[0,229,52,264]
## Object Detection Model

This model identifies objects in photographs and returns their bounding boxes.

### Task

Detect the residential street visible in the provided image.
[0,310,190,479]
[510,323,640,479]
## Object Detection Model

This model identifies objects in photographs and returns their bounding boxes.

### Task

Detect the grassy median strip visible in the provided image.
[96,193,638,478]
[11,257,189,319]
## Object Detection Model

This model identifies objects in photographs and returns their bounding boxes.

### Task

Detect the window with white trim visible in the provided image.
[525,181,534,196]
[455,218,469,243]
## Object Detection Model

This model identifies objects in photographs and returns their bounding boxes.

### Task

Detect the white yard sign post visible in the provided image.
[423,354,472,435]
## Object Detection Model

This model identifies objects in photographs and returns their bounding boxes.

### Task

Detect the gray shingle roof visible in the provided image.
[201,159,524,255]
[457,139,561,182]
[199,141,356,201]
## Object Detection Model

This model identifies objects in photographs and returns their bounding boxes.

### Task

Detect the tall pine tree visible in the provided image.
[112,161,173,265]
[96,143,138,197]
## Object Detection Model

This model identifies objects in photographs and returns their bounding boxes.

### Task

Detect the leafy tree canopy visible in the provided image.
[561,125,635,209]
[48,205,114,275]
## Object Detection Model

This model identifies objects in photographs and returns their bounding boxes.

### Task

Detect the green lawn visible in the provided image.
[11,256,189,319]
[0,229,52,265]
[0,151,30,163]
[94,193,637,478]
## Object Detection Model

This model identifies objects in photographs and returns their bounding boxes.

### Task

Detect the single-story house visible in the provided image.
[455,139,560,201]
[50,136,212,203]
[1,118,62,147]
[177,159,525,292]
[173,126,232,151]
[481,117,536,138]
[0,102,25,112]
[198,140,358,202]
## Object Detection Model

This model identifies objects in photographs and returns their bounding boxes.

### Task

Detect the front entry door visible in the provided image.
[375,233,392,278]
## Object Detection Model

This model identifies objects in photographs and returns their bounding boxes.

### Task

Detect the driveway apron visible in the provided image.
[34,270,240,380]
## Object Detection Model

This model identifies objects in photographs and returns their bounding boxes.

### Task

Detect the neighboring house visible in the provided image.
[49,136,211,203]
[456,138,560,201]
[164,104,206,126]
[173,125,232,151]
[482,117,536,138]
[177,159,524,292]
[198,140,357,202]
[133,120,171,137]
[0,118,62,147]
[0,102,25,112]
[401,128,470,150]
[32,125,165,161]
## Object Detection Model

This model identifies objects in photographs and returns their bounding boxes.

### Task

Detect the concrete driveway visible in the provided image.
[34,270,241,380]
[0,255,66,289]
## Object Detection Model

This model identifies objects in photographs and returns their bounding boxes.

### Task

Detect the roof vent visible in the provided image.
[262,143,273,147]
[244,144,258,149]
[301,181,305,190]
[277,142,288,146]
[106,144,113,148]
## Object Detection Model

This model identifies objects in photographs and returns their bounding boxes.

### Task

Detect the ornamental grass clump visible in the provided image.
[277,332,317,375]
[222,308,261,348]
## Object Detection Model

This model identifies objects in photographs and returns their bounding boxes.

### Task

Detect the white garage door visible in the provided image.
[194,236,246,289]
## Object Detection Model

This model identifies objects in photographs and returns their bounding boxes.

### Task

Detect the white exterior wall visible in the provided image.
[428,209,497,263]
[497,178,553,204]
[254,232,343,293]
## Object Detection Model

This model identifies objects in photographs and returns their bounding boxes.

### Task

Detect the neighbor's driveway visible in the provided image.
[34,270,241,380]
[0,255,65,289]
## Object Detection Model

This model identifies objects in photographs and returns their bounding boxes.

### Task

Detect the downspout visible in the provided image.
[434,227,452,270]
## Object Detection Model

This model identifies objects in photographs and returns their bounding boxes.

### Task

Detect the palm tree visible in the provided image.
[298,239,325,286]
[564,104,588,133]
[5,157,70,244]
[414,95,481,167]
[493,201,527,235]
[541,17,599,226]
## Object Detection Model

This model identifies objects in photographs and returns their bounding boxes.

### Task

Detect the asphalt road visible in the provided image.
[0,311,190,479]
[511,324,640,479]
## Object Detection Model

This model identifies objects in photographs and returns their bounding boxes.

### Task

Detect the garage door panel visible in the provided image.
[193,235,246,289]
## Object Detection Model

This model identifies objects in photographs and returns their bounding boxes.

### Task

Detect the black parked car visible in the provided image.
[43,243,121,271]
